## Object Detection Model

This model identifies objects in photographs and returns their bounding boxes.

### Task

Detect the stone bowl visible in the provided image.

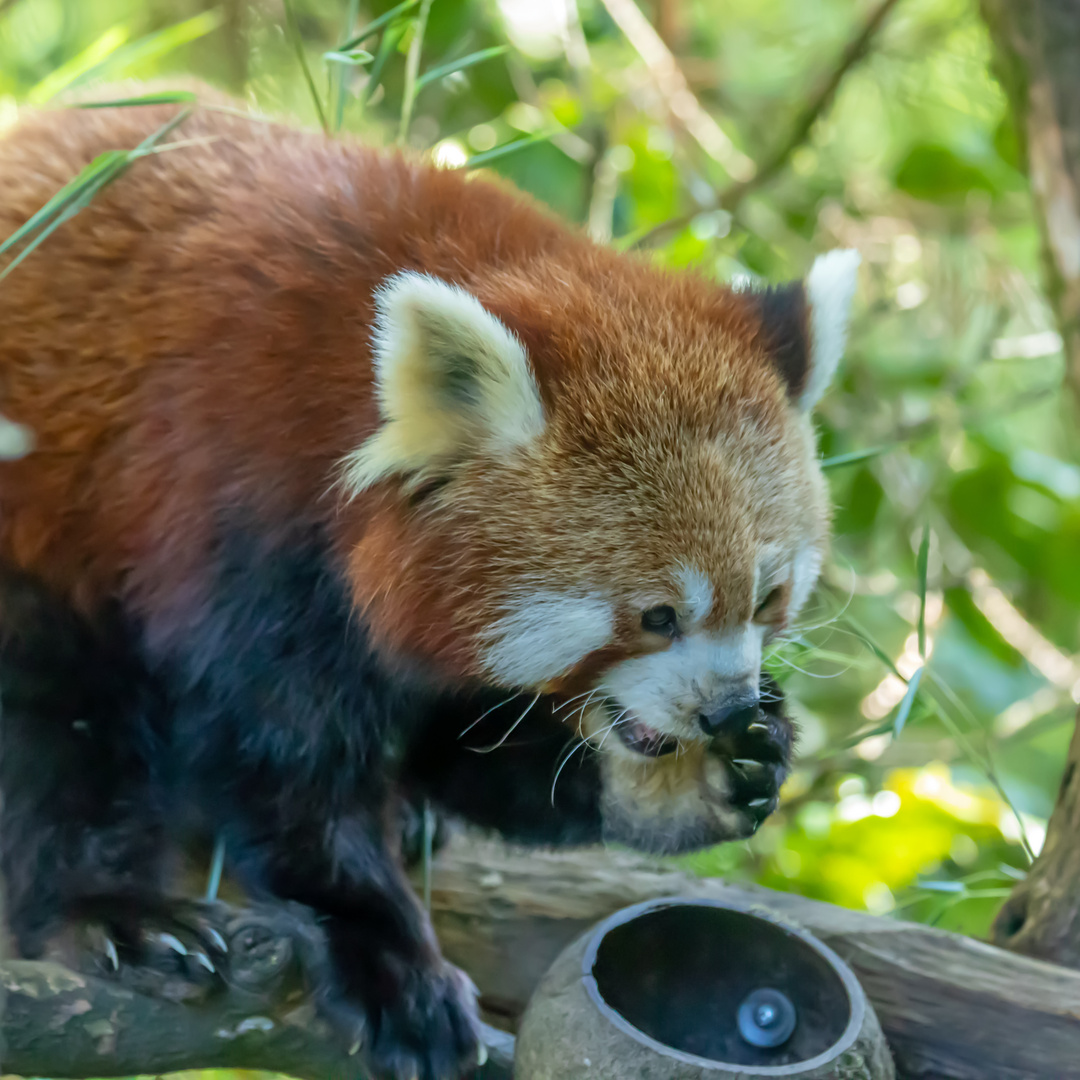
[514,896,894,1079]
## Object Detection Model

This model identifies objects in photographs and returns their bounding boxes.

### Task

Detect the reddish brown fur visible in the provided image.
[0,94,820,682]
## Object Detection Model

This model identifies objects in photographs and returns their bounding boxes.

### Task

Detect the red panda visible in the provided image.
[0,89,858,1080]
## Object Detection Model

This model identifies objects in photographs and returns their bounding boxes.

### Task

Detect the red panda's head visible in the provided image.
[340,247,859,853]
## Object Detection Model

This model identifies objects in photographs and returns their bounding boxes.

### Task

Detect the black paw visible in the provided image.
[322,956,482,1080]
[710,678,794,834]
[63,896,229,1003]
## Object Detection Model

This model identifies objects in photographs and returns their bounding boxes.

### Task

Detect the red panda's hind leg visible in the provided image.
[0,567,180,974]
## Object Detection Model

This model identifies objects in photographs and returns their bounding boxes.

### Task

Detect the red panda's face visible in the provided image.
[343,249,859,853]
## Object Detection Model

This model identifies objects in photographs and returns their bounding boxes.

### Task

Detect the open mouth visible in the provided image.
[604,700,679,758]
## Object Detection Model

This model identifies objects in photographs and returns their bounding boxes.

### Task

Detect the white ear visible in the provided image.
[341,272,545,495]
[798,249,861,412]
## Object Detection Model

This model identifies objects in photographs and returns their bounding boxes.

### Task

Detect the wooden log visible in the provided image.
[0,898,514,1080]
[3,837,1079,1080]
[424,837,1080,1080]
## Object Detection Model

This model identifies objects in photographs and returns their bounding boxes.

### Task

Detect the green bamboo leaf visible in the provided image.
[324,49,375,66]
[415,45,509,92]
[364,22,408,105]
[27,26,129,104]
[2,109,191,281]
[463,129,558,170]
[338,0,421,52]
[0,152,128,279]
[820,445,892,470]
[74,91,199,108]
[69,10,225,93]
[892,666,923,738]
[330,0,362,133]
[399,0,434,144]
[0,151,126,258]
[842,616,904,679]
[917,879,966,893]
[283,0,328,134]
[917,524,931,658]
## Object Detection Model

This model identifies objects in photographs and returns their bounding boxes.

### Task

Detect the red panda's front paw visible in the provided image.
[713,705,794,834]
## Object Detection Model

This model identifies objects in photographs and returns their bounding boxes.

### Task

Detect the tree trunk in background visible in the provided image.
[980,0,1080,400]
[979,1,1080,967]
[993,707,1080,965]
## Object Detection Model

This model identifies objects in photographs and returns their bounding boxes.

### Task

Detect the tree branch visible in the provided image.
[993,705,1080,965]
[0,899,512,1080]
[632,0,903,248]
[598,0,755,181]
[979,0,1080,406]
[427,838,1080,1080]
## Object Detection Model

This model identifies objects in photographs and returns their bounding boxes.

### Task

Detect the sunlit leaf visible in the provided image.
[415,45,509,92]
[74,91,198,108]
[71,10,225,92]
[338,0,421,52]
[820,445,893,470]
[323,49,375,66]
[463,129,558,170]
[917,524,930,658]
[282,0,328,133]
[842,617,903,680]
[1,108,191,280]
[894,142,997,203]
[917,879,966,893]
[892,666,923,738]
[27,26,130,104]
[362,21,408,106]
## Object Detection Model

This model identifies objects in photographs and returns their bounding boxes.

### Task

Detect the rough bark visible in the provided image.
[993,707,1080,965]
[0,896,514,1080]
[980,0,1080,400]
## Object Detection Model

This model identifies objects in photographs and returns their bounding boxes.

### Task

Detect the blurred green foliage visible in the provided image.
[2,0,1077,943]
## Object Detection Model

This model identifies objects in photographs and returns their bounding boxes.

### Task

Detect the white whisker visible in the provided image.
[471,693,542,752]
[550,738,589,806]
[458,694,517,738]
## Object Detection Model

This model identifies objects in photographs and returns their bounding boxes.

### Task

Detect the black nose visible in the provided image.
[699,695,759,736]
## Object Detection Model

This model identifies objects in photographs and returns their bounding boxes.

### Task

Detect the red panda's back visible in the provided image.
[0,94,572,607]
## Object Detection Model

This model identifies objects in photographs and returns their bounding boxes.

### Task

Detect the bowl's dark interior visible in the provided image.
[591,905,851,1068]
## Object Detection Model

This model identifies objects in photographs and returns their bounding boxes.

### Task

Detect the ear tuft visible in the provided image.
[799,248,860,412]
[341,273,545,496]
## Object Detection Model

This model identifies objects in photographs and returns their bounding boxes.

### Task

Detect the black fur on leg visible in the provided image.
[145,523,480,1079]
[0,566,170,958]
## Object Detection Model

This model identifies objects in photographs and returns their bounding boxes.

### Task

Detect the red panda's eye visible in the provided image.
[642,605,679,636]
[754,587,785,622]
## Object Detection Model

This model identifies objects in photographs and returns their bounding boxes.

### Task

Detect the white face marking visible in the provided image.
[675,563,713,625]
[789,543,824,621]
[800,248,861,412]
[481,591,613,686]
[599,625,767,743]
